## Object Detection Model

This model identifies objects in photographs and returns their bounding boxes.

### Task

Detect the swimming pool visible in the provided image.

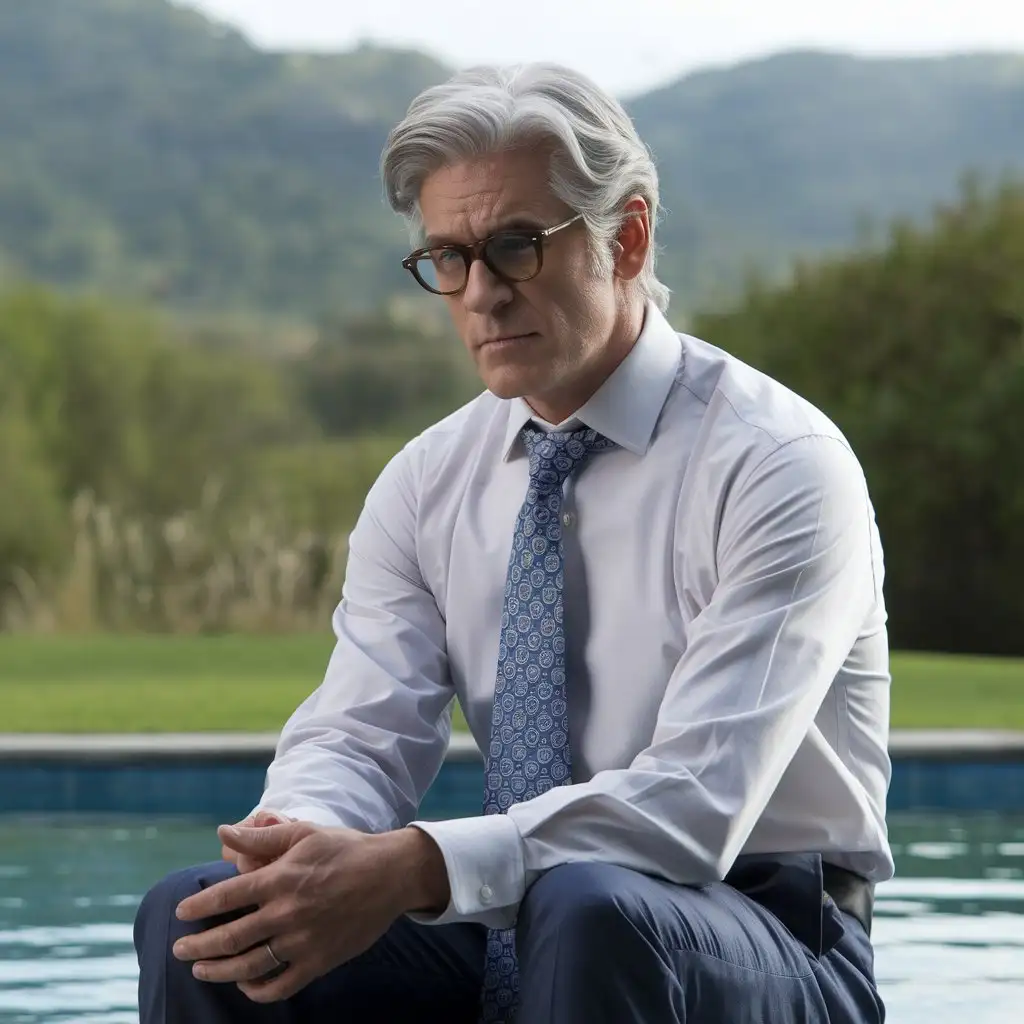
[1,813,1022,1023]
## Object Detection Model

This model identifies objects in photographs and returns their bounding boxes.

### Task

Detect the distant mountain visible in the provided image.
[630,49,1024,305]
[2,0,1023,319]
[0,0,448,316]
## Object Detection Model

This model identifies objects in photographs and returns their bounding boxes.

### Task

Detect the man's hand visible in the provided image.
[222,811,294,873]
[171,821,451,1003]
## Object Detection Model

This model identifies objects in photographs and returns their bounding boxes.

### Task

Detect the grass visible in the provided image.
[0,634,1021,733]
[0,633,472,733]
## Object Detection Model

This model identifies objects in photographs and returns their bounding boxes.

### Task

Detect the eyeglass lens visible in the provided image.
[414,233,540,293]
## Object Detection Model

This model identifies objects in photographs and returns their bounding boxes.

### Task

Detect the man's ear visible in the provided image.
[613,197,651,281]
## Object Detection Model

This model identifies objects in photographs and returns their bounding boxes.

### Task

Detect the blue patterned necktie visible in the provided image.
[479,424,616,1023]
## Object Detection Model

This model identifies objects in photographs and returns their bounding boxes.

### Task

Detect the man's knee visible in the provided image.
[514,863,691,1023]
[517,861,646,957]
[134,861,237,957]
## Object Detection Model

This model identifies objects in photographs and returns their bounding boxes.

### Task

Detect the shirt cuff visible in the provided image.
[406,814,526,928]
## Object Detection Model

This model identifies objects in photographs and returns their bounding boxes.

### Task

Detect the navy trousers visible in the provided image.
[135,852,885,1023]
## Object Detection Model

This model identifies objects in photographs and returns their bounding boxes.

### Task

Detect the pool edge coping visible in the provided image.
[2,729,1024,763]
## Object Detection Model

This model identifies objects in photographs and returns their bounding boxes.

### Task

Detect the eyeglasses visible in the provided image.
[401,213,584,296]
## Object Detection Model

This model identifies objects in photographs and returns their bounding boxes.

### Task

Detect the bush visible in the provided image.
[695,179,1024,654]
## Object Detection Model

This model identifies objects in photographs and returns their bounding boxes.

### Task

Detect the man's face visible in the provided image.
[417,147,620,422]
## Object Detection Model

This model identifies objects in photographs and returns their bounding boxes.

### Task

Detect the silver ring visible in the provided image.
[264,942,286,970]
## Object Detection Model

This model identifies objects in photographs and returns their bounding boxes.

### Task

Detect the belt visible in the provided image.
[822,862,874,936]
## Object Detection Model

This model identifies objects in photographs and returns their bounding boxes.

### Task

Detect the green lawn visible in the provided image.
[0,634,1021,733]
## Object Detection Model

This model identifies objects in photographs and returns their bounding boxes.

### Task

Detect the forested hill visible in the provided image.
[2,0,1024,318]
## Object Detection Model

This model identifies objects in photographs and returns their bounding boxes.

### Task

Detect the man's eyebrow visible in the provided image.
[423,218,546,248]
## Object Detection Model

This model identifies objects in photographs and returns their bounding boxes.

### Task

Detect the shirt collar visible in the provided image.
[501,301,681,461]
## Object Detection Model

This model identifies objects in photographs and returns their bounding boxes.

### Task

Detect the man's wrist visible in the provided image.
[378,826,452,915]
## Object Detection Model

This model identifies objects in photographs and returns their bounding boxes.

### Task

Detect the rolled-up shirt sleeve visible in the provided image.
[255,440,456,834]
[410,433,880,929]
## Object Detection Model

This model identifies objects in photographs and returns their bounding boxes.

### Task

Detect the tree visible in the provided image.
[695,180,1024,654]
[298,309,479,437]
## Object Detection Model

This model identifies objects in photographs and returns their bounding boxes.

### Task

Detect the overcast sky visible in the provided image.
[184,0,1024,95]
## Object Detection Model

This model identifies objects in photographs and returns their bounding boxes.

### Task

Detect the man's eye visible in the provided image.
[492,234,533,254]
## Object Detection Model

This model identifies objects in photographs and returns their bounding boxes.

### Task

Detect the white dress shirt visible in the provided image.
[256,302,894,930]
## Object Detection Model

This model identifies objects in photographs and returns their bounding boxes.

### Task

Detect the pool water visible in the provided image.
[1,814,1023,1023]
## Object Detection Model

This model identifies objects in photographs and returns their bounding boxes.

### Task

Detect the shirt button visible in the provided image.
[562,512,575,528]
[479,884,494,903]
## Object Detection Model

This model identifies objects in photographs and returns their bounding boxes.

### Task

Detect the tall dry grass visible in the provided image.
[2,486,350,634]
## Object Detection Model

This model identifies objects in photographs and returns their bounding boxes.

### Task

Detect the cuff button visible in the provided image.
[479,884,494,904]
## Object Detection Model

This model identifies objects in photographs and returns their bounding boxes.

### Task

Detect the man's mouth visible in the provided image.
[479,332,540,348]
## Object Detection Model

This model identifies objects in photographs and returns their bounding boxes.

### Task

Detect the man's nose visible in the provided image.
[461,259,513,315]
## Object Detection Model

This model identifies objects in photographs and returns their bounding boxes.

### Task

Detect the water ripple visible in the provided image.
[0,815,1023,1024]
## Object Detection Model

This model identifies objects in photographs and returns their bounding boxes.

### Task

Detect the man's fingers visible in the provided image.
[174,869,266,926]
[221,816,256,865]
[192,941,287,985]
[222,813,299,866]
[253,810,293,826]
[218,822,306,860]
[173,898,291,964]
[227,814,294,869]
[238,950,317,1004]
[221,845,245,865]
[235,852,270,874]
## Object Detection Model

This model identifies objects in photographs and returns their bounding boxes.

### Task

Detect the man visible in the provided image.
[135,62,892,1024]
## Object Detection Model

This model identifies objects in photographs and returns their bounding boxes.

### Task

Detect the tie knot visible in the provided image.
[521,425,615,491]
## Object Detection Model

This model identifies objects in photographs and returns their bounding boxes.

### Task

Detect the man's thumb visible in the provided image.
[219,821,294,855]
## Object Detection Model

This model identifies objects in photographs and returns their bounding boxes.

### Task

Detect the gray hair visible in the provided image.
[380,63,671,312]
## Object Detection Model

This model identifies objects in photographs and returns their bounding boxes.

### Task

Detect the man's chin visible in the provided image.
[481,373,536,402]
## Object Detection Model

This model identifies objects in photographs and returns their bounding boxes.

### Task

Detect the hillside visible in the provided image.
[0,0,448,317]
[630,49,1024,305]
[2,0,1024,318]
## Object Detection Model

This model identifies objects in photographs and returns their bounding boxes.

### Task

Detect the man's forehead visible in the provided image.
[418,152,559,243]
